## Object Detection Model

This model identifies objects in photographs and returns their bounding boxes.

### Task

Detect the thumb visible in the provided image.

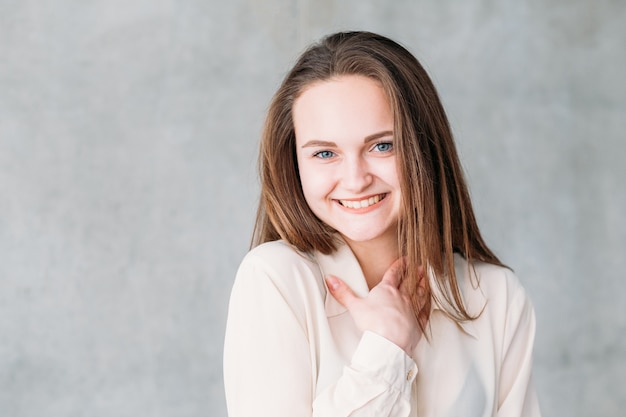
[325,275,359,308]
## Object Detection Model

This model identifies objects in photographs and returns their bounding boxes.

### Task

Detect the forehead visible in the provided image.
[293,75,393,143]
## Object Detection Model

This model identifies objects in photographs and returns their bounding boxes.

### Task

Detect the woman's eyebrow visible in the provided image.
[301,140,337,148]
[364,130,394,143]
[301,131,393,148]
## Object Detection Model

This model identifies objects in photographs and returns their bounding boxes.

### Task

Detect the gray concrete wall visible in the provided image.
[1,1,623,416]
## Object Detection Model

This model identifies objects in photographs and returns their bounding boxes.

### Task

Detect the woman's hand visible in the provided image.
[325,258,423,356]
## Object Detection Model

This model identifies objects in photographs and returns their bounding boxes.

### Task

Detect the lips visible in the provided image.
[338,193,386,209]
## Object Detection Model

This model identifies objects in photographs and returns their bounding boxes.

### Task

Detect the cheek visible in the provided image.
[298,163,334,210]
[299,169,322,203]
[383,162,403,208]
[382,160,401,188]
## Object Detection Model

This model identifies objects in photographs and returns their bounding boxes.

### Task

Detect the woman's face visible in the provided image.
[293,75,401,249]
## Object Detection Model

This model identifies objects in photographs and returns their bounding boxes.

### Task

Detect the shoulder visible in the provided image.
[470,260,526,298]
[454,255,534,318]
[234,240,325,301]
[239,240,320,278]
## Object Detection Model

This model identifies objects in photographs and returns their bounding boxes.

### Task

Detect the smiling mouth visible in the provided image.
[338,193,387,209]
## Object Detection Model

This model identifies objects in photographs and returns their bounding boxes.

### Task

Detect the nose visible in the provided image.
[341,155,373,193]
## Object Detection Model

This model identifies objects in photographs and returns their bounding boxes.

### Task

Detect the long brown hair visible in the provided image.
[252,31,504,324]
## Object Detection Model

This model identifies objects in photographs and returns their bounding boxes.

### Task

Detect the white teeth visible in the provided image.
[339,194,384,209]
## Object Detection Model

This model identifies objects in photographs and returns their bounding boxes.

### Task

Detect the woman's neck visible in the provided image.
[343,231,400,289]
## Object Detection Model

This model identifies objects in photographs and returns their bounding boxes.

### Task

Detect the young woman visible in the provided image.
[223,31,541,417]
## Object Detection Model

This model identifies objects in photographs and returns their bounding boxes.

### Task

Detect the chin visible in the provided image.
[338,228,396,245]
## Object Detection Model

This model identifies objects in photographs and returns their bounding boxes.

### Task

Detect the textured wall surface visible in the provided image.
[1,1,624,416]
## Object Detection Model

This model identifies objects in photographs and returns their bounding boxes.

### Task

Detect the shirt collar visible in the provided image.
[313,239,369,317]
[313,238,482,338]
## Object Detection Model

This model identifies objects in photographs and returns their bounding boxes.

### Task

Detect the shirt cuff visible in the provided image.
[350,331,418,397]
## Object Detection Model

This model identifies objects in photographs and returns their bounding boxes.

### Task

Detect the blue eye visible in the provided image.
[314,150,335,159]
[373,142,393,152]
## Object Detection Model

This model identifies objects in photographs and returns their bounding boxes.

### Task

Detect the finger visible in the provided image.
[416,266,428,295]
[400,266,429,298]
[416,266,426,287]
[418,297,432,328]
[325,275,359,309]
[380,257,407,288]
[399,265,427,297]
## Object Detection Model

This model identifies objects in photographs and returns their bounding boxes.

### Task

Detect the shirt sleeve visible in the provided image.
[313,331,417,416]
[497,282,542,416]
[223,258,314,417]
[223,253,417,417]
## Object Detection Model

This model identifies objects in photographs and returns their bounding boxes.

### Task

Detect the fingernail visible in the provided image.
[326,276,339,290]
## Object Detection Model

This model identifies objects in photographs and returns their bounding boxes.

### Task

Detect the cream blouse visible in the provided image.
[223,239,541,416]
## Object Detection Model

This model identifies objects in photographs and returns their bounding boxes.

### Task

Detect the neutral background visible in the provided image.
[1,1,624,416]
